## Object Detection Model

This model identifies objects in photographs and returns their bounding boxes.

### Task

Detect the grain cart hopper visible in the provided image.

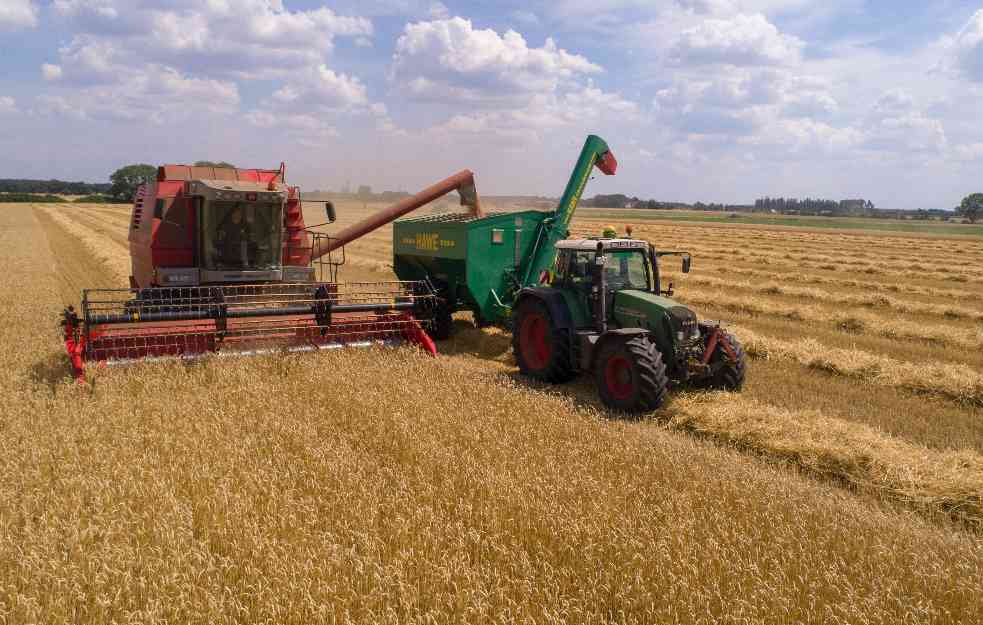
[61,164,482,381]
[393,135,746,412]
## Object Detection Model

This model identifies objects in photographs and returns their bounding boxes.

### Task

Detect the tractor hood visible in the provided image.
[612,290,700,340]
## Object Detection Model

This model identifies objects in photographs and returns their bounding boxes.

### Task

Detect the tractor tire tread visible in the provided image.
[625,336,669,411]
[512,300,574,384]
[596,336,669,413]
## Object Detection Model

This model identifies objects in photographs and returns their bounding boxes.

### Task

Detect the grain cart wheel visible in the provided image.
[512,299,574,383]
[595,336,669,413]
[707,331,747,391]
[430,298,454,341]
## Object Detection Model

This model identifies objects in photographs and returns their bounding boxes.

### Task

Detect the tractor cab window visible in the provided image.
[202,200,283,271]
[604,250,651,292]
[557,250,594,289]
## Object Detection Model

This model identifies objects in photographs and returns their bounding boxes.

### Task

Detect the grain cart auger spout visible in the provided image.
[61,164,482,381]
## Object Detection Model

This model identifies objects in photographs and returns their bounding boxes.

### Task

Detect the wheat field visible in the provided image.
[1,201,982,624]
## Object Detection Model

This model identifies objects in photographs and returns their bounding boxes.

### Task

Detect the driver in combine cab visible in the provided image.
[217,206,253,267]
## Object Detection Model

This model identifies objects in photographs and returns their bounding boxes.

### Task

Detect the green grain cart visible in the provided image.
[393,135,746,412]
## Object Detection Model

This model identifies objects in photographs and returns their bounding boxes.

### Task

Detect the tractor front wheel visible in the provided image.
[595,336,669,413]
[706,331,747,391]
[512,299,574,383]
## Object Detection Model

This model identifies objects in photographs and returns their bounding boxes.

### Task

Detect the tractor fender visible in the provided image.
[514,288,574,331]
[587,328,651,371]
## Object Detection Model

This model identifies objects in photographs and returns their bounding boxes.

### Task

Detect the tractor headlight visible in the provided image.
[677,331,684,342]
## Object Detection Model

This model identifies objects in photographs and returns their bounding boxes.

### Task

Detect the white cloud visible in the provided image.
[270,65,371,112]
[0,0,38,30]
[39,1,379,128]
[670,13,803,66]
[946,10,983,82]
[41,63,63,81]
[392,17,601,100]
[39,65,239,123]
[428,2,449,19]
[654,69,834,135]
[245,110,338,137]
[49,1,373,80]
[431,83,639,140]
[861,90,947,155]
[47,37,119,85]
[954,143,983,161]
[246,65,384,138]
[51,0,117,21]
[746,118,861,157]
[0,96,17,114]
[510,10,540,25]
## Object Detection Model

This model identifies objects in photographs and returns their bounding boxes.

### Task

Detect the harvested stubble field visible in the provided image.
[2,201,983,624]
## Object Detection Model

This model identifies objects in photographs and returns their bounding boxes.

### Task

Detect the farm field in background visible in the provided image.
[577,206,983,236]
[2,200,983,623]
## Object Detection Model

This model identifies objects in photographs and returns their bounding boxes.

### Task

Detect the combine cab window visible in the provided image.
[201,200,283,270]
[605,250,651,292]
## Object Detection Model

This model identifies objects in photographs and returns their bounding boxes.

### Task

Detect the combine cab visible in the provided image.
[62,164,481,380]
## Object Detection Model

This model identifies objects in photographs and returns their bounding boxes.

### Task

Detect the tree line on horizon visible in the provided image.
[0,162,235,204]
[2,164,981,223]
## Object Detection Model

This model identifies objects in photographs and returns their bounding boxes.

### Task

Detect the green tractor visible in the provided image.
[392,134,746,412]
[512,236,746,412]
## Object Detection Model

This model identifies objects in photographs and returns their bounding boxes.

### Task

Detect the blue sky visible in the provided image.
[1,1,983,208]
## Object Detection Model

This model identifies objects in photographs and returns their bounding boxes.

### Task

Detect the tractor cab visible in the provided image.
[552,237,695,334]
[555,238,654,295]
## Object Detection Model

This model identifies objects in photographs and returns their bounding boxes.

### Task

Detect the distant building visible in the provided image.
[839,199,870,216]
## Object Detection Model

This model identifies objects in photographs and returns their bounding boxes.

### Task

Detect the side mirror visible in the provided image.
[325,201,336,223]
[682,256,691,274]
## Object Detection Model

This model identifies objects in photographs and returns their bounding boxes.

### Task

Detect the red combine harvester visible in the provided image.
[61,163,482,380]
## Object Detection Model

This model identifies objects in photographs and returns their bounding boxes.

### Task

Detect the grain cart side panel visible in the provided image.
[393,210,548,323]
[394,213,470,308]
[464,211,545,322]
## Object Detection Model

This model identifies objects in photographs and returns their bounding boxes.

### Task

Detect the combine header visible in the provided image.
[62,164,481,380]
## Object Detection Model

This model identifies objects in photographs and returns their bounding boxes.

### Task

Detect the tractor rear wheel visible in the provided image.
[707,331,747,391]
[512,299,574,383]
[595,336,669,413]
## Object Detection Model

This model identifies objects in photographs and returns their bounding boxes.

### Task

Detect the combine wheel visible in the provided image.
[512,299,574,383]
[707,331,747,391]
[595,336,668,413]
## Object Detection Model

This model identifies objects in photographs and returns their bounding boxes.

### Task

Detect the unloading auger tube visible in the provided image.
[311,169,482,260]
